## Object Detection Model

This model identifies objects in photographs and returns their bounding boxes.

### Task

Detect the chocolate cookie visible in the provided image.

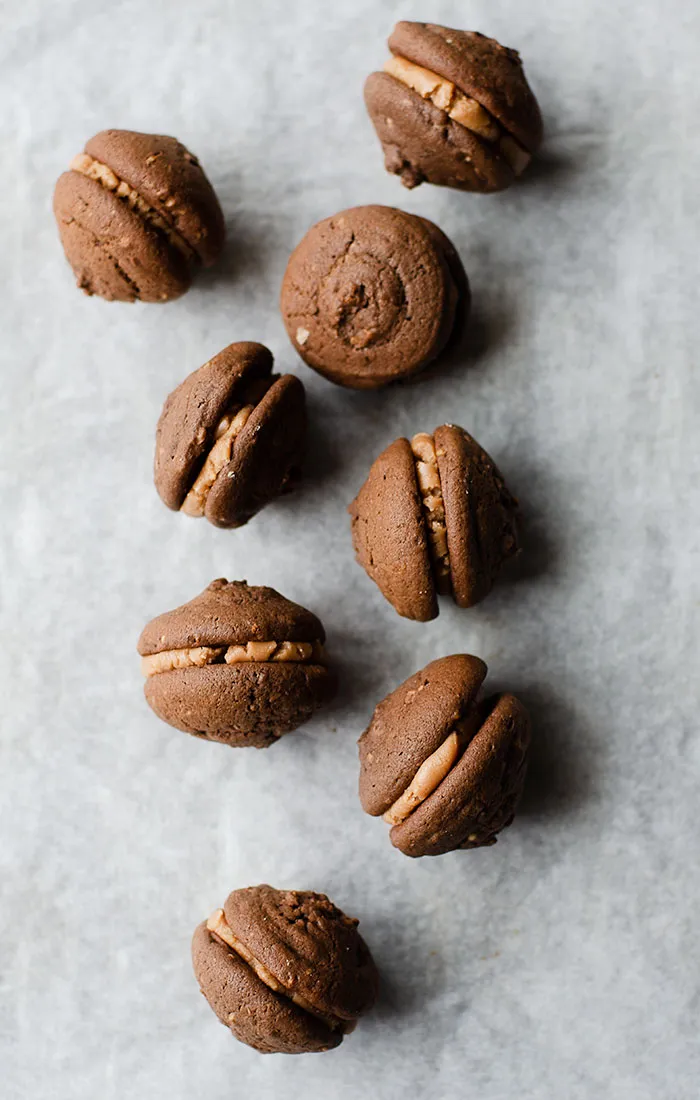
[349,424,518,621]
[154,342,305,528]
[365,22,543,192]
[192,884,379,1053]
[137,580,335,747]
[53,129,225,301]
[359,655,530,856]
[280,205,469,389]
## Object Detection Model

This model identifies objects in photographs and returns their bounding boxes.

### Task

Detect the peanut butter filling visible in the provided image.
[383,702,488,827]
[383,731,461,825]
[411,432,451,591]
[141,639,323,677]
[70,153,196,256]
[180,405,255,517]
[384,55,531,176]
[207,908,345,1032]
[499,134,531,177]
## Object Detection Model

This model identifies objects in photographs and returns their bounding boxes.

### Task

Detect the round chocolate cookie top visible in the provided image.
[138,579,325,655]
[358,655,531,857]
[192,885,379,1054]
[224,886,378,1025]
[154,341,306,528]
[280,205,469,389]
[53,129,225,302]
[365,22,542,193]
[348,425,519,620]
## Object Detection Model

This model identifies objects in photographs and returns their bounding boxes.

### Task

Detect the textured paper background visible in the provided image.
[1,1,699,1097]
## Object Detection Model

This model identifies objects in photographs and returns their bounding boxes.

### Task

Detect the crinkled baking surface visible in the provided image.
[1,1,699,1098]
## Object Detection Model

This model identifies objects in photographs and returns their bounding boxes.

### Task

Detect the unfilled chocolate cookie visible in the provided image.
[192,884,379,1053]
[154,341,305,528]
[359,655,531,856]
[349,424,519,621]
[365,22,542,192]
[280,205,469,389]
[137,580,335,747]
[53,129,225,301]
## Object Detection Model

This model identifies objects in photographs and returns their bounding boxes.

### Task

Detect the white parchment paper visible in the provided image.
[1,1,699,1097]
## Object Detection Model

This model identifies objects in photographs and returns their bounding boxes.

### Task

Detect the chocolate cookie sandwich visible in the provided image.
[192,884,379,1053]
[359,655,530,856]
[280,205,469,389]
[53,129,225,301]
[349,424,518,621]
[138,580,335,747]
[365,22,542,192]
[154,342,305,528]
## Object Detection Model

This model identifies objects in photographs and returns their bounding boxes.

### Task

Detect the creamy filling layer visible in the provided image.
[207,908,346,1032]
[180,405,255,516]
[383,730,461,825]
[411,432,451,592]
[141,639,324,677]
[70,153,196,257]
[180,374,273,517]
[384,55,531,176]
[382,702,490,827]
